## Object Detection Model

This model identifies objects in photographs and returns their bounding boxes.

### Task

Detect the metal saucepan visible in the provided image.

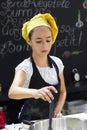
[27,117,87,130]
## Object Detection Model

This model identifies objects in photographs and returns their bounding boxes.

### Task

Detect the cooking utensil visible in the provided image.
[48,100,54,130]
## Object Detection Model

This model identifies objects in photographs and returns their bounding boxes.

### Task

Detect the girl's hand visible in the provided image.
[53,111,62,118]
[34,86,58,103]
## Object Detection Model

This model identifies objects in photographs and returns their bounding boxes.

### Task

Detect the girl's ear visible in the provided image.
[28,39,31,46]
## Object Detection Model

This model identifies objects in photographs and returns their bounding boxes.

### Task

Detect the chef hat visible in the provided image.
[22,13,58,44]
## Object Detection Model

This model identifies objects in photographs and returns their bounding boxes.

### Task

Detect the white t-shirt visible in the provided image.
[15,56,64,88]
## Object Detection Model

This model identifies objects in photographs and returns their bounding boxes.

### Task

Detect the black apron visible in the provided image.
[18,56,60,122]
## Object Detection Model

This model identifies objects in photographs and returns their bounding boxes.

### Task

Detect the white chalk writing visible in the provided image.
[0,0,70,41]
[0,41,30,57]
[0,0,84,57]
[53,25,83,55]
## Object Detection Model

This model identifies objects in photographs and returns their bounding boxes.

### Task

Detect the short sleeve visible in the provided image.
[50,56,64,75]
[15,59,33,87]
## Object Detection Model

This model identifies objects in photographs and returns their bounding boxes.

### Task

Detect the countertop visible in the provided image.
[64,112,87,119]
[2,113,87,130]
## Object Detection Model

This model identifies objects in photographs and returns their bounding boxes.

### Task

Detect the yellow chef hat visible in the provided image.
[22,13,58,44]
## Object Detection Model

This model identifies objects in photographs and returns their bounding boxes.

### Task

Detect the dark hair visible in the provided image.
[28,26,51,40]
[28,29,34,40]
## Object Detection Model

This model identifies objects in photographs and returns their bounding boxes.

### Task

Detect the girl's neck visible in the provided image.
[32,55,49,67]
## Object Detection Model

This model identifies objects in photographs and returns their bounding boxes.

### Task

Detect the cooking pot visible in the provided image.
[28,117,87,130]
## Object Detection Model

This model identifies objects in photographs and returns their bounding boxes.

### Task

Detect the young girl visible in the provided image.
[8,13,66,122]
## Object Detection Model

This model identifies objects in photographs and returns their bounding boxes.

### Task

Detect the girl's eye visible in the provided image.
[36,41,42,44]
[46,40,51,43]
[36,40,51,44]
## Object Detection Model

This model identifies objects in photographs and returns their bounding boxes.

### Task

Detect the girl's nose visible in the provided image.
[42,41,48,46]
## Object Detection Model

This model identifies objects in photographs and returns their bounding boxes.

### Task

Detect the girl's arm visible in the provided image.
[53,71,67,117]
[8,70,58,103]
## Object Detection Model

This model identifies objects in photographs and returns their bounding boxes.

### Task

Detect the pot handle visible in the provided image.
[22,119,35,125]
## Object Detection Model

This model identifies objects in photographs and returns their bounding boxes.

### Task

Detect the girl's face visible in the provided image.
[28,26,52,57]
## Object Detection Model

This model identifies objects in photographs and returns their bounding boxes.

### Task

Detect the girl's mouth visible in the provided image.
[41,50,48,53]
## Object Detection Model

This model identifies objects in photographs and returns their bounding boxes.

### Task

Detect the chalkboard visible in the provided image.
[0,0,87,100]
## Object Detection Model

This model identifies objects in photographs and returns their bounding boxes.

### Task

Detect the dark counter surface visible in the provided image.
[67,79,87,93]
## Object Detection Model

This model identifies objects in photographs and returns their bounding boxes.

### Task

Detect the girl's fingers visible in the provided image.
[48,86,58,94]
[36,86,58,103]
[39,90,52,103]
